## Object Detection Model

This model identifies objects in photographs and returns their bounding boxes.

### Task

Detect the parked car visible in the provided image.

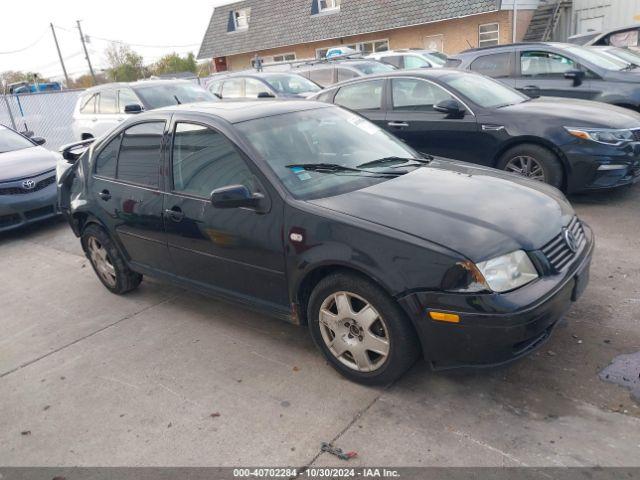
[0,125,59,232]
[72,80,216,140]
[448,42,640,111]
[58,100,593,383]
[293,59,396,87]
[207,72,321,99]
[310,68,640,192]
[367,49,448,69]
[568,24,640,51]
[591,45,640,68]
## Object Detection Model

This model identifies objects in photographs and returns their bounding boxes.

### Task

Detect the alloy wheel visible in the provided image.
[87,236,117,288]
[504,155,546,182]
[318,291,390,372]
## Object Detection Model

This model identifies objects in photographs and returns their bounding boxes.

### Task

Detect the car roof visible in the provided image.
[208,71,306,81]
[84,79,195,94]
[454,41,580,57]
[315,68,473,91]
[154,100,331,124]
[294,59,382,70]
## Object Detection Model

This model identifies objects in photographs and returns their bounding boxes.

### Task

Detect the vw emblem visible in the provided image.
[563,229,578,253]
[21,179,36,190]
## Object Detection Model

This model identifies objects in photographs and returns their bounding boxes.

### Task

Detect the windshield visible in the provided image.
[564,45,630,70]
[262,74,321,94]
[603,47,640,66]
[442,73,527,108]
[0,126,35,153]
[133,83,216,109]
[352,62,396,75]
[236,107,419,200]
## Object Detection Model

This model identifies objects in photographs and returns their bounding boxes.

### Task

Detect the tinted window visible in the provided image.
[172,123,255,197]
[337,68,359,82]
[262,74,321,94]
[118,89,140,113]
[99,90,117,114]
[352,62,396,74]
[404,55,430,68]
[520,51,577,77]
[308,68,334,87]
[80,94,97,114]
[245,78,269,98]
[334,80,383,110]
[133,83,215,109]
[381,56,403,68]
[391,78,453,111]
[222,78,244,98]
[470,53,513,78]
[117,122,164,187]
[94,134,121,178]
[442,73,526,108]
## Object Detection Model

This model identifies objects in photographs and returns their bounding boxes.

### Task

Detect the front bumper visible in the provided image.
[0,181,59,233]
[398,225,594,369]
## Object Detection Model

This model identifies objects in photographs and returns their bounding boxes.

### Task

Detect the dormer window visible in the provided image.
[234,8,251,30]
[319,0,341,12]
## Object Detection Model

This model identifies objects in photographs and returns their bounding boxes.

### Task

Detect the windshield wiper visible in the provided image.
[286,163,401,176]
[356,156,431,169]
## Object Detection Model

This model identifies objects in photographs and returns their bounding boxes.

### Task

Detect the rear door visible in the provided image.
[332,79,387,127]
[468,52,518,89]
[162,115,289,310]
[384,77,482,162]
[90,117,172,271]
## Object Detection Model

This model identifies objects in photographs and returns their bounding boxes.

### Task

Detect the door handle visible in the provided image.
[388,121,409,128]
[98,189,111,201]
[164,206,184,222]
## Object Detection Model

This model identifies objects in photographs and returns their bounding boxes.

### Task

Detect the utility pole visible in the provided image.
[76,20,96,85]
[50,23,70,87]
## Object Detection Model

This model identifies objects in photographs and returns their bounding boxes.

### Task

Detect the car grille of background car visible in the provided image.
[0,175,55,195]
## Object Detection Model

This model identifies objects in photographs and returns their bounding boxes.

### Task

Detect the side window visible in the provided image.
[99,90,118,114]
[118,88,141,113]
[116,122,164,188]
[381,56,403,68]
[315,90,335,103]
[221,78,244,98]
[308,68,334,87]
[172,123,256,197]
[334,79,384,110]
[208,80,223,95]
[391,78,453,111]
[337,68,359,82]
[404,55,430,69]
[94,133,121,178]
[470,53,514,78]
[80,94,97,114]
[245,78,270,98]
[520,51,577,77]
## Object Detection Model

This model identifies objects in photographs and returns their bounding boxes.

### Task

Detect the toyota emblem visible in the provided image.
[563,229,578,253]
[21,179,36,190]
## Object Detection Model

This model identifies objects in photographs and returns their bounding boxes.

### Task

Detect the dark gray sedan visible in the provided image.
[0,125,59,232]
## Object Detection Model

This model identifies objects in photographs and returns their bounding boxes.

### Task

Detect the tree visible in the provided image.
[1,70,47,90]
[68,72,107,89]
[150,52,197,76]
[104,43,144,82]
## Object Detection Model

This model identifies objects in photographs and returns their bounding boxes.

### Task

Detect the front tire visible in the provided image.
[308,272,420,385]
[81,224,142,294]
[497,144,563,189]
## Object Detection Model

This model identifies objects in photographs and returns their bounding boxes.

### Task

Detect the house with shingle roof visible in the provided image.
[198,0,541,71]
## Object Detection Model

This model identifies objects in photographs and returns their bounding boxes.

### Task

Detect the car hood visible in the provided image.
[307,159,574,262]
[0,146,58,181]
[499,97,640,129]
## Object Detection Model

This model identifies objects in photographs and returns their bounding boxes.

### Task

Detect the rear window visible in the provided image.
[133,83,215,109]
[470,53,513,78]
[94,134,121,178]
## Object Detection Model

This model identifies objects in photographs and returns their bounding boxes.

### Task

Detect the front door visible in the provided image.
[384,77,482,163]
[162,118,289,311]
[90,119,171,271]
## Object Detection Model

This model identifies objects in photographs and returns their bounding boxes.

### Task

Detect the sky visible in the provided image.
[0,0,236,80]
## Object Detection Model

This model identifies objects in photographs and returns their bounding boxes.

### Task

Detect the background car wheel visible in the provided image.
[308,272,420,385]
[497,144,563,189]
[81,224,142,294]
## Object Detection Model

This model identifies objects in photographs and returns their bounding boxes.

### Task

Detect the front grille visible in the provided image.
[541,216,586,272]
[0,175,55,195]
[633,129,640,142]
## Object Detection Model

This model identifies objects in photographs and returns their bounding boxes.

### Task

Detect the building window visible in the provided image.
[316,39,388,59]
[319,0,341,12]
[270,53,296,63]
[479,22,500,47]
[234,8,251,30]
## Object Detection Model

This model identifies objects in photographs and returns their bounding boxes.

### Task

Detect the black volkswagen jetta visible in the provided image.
[58,101,593,384]
[311,69,640,192]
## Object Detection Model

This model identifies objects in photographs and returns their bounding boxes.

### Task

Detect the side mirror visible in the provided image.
[124,104,143,114]
[257,91,276,99]
[32,136,46,145]
[433,99,465,118]
[211,185,264,209]
[564,69,586,86]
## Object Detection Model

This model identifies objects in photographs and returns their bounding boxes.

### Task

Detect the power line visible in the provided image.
[0,30,48,55]
[52,26,198,49]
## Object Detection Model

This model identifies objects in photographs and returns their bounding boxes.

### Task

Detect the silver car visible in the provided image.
[0,125,60,232]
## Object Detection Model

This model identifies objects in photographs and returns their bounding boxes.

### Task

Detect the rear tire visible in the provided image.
[81,224,142,294]
[307,272,420,385]
[497,143,563,189]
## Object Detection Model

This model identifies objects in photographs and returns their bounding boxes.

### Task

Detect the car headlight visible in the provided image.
[565,127,635,146]
[476,250,539,293]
